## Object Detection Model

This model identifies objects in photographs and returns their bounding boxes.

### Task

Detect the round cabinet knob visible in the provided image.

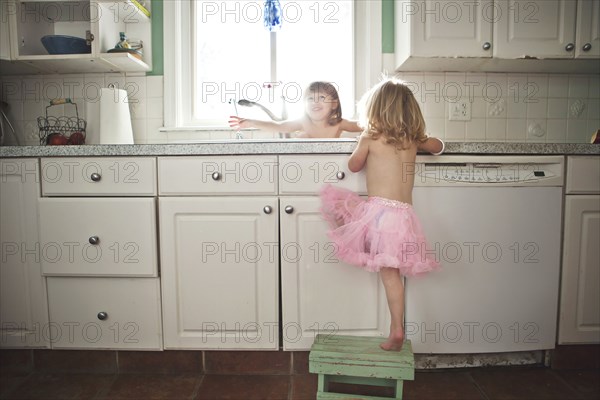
[482,42,491,51]
[284,205,294,214]
[583,43,592,52]
[336,171,345,180]
[97,312,108,321]
[565,43,575,52]
[263,206,272,214]
[211,171,221,181]
[90,173,101,182]
[88,236,100,245]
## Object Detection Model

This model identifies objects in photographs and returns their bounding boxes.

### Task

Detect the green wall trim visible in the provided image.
[382,0,394,54]
[149,0,163,76]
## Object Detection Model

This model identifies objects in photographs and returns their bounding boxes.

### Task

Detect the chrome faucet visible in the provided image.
[237,96,287,121]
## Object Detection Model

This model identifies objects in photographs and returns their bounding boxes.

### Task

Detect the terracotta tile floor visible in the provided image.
[1,366,599,400]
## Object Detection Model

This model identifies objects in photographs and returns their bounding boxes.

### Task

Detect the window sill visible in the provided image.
[159,127,258,132]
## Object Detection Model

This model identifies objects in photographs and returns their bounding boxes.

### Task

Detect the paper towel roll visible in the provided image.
[85,87,134,144]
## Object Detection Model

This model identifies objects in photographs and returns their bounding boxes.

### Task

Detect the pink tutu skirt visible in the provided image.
[319,185,440,276]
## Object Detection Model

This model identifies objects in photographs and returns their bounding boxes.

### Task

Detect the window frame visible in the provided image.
[163,0,382,130]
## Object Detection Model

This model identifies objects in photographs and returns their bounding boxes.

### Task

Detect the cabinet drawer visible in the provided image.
[41,158,156,196]
[47,277,162,350]
[158,156,278,195]
[39,198,158,276]
[278,155,366,195]
[566,156,600,194]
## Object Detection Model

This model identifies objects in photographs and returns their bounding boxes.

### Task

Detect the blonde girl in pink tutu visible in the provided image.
[320,78,444,351]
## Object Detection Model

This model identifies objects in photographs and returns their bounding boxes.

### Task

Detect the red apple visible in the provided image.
[68,131,85,145]
[48,134,68,145]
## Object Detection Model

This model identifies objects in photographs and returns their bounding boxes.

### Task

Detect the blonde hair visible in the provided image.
[305,81,342,126]
[358,78,427,149]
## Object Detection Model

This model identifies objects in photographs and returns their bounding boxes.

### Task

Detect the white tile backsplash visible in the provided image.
[547,98,568,119]
[527,99,548,119]
[567,119,588,143]
[526,120,547,143]
[548,75,569,98]
[506,119,527,142]
[146,76,164,98]
[506,96,527,119]
[546,119,568,143]
[415,72,598,143]
[486,119,507,141]
[465,118,486,141]
[589,76,600,99]
[1,72,598,145]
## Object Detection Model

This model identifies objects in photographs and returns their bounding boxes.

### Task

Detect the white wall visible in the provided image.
[395,72,599,144]
[1,71,598,144]
[0,73,165,145]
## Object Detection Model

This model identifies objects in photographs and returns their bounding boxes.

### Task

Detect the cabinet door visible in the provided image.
[494,0,577,59]
[559,195,600,344]
[280,197,390,350]
[1,1,11,60]
[160,197,279,349]
[405,0,493,57]
[0,159,49,348]
[575,0,600,58]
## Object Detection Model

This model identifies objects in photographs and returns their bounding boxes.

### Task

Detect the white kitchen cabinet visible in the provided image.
[575,0,600,58]
[278,155,366,195]
[395,0,599,72]
[38,156,162,349]
[1,1,11,60]
[279,197,390,351]
[159,155,380,350]
[494,0,577,59]
[158,156,278,196]
[38,198,158,276]
[41,157,157,196]
[46,277,162,349]
[0,159,50,348]
[559,156,600,344]
[0,1,40,74]
[2,0,152,74]
[278,155,388,351]
[159,197,279,350]
[395,0,493,60]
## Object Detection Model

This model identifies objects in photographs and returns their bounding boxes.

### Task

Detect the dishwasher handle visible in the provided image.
[473,163,503,168]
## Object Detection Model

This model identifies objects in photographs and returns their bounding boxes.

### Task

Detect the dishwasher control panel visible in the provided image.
[414,156,564,186]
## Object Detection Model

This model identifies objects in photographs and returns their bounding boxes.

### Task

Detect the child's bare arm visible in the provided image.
[229,116,303,133]
[418,136,445,155]
[340,119,363,133]
[348,134,369,172]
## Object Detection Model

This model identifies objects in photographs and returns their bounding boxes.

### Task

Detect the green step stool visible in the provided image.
[309,334,414,400]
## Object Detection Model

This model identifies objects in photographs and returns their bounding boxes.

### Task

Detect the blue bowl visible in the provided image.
[41,35,91,55]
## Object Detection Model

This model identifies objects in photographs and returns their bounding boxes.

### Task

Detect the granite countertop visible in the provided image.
[0,140,599,157]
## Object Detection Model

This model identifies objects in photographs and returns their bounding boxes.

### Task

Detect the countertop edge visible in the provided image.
[1,142,599,157]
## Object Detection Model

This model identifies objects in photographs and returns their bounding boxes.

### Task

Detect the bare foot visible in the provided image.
[380,329,404,351]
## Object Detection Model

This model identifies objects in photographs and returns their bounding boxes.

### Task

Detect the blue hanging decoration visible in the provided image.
[264,0,282,32]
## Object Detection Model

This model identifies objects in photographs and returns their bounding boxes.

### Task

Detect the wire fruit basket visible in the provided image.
[38,98,87,145]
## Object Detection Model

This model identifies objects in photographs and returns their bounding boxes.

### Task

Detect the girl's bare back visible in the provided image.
[365,137,418,205]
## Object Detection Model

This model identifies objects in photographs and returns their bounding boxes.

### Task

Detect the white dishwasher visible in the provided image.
[407,155,564,354]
